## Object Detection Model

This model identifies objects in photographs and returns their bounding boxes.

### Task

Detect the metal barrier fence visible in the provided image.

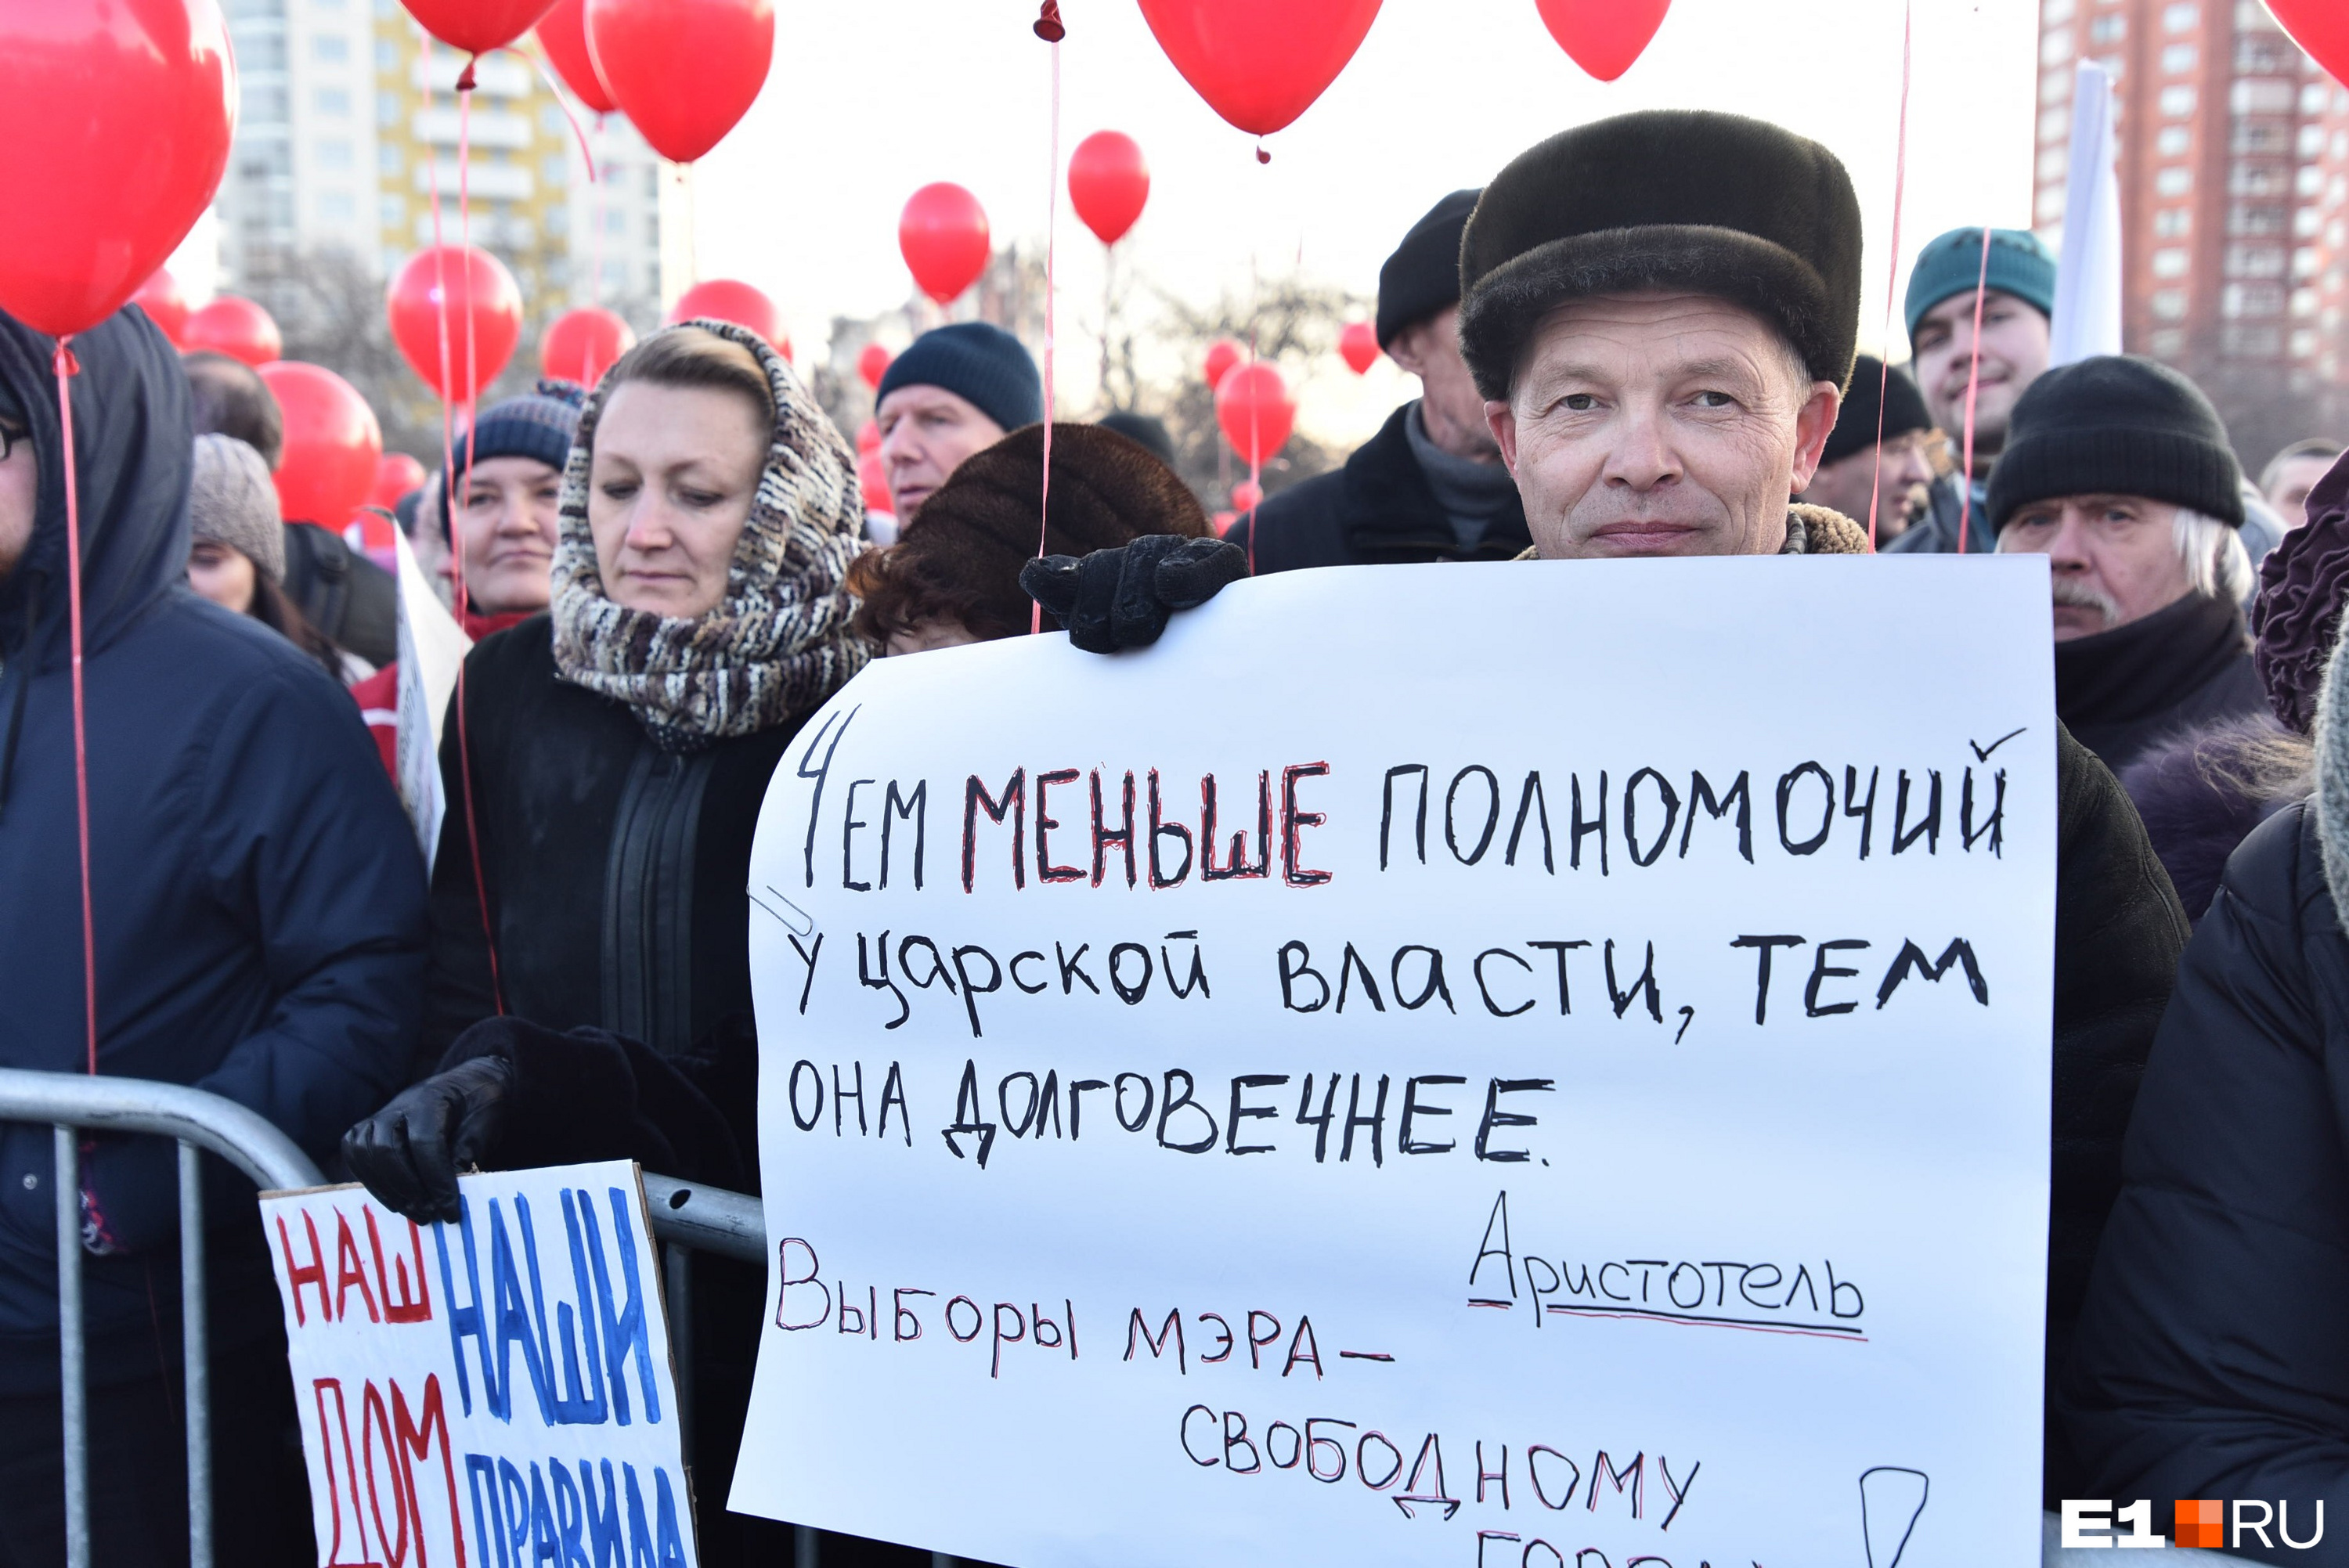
[0,1068,958,1568]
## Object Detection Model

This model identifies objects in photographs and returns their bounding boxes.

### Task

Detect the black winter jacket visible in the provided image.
[0,307,427,1393]
[1226,402,1530,571]
[2061,802,2349,1559]
[2059,590,2268,777]
[424,615,799,1182]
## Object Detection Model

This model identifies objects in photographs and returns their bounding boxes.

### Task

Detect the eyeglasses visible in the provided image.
[0,422,26,463]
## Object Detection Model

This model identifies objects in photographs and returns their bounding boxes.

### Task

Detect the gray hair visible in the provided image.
[2175,507,2253,604]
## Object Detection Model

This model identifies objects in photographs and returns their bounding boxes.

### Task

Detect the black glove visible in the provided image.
[341,1055,514,1224]
[1019,534,1248,654]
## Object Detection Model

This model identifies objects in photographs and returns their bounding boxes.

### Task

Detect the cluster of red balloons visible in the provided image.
[399,0,774,165]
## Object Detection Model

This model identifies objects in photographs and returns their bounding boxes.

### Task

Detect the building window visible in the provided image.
[2037,186,2069,222]
[379,142,402,175]
[2041,71,2073,106]
[2293,287,2319,317]
[2160,42,2196,72]
[2040,106,2071,144]
[2232,164,2289,196]
[316,137,353,170]
[242,83,289,122]
[238,31,287,70]
[2223,282,2285,317]
[2159,85,2197,115]
[2291,328,2318,359]
[2091,14,2127,44]
[2152,247,2191,278]
[2294,247,2320,278]
[314,86,351,115]
[380,194,403,226]
[2157,167,2194,196]
[2162,1,2198,32]
[310,33,348,62]
[2233,121,2288,153]
[2229,204,2287,236]
[2041,28,2074,67]
[2044,0,2076,22]
[2154,207,2192,237]
[2226,244,2287,277]
[2231,79,2294,114]
[2038,146,2069,182]
[2222,325,2282,356]
[2305,83,2333,115]
[2152,289,2190,321]
[2149,328,2186,357]
[2157,125,2191,155]
[377,38,398,69]
[318,190,356,223]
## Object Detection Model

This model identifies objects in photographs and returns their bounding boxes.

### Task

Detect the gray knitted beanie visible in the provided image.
[189,434,285,583]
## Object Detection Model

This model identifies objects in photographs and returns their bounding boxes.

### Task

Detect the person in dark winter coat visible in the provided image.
[341,320,872,1565]
[1027,110,2189,1511]
[1228,189,1531,571]
[0,306,428,1565]
[2113,452,2349,921]
[1991,356,2267,777]
[849,421,1213,654]
[2058,604,2349,1560]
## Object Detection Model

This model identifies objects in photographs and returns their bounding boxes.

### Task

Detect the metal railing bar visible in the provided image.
[666,1243,693,1468]
[640,1173,764,1263]
[0,1070,323,1193]
[180,1141,212,1568]
[56,1126,88,1568]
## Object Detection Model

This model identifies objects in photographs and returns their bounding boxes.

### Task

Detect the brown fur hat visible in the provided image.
[1458,110,1863,401]
[850,421,1211,645]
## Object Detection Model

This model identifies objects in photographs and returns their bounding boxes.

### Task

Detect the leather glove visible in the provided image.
[1019,535,1248,654]
[341,1055,513,1224]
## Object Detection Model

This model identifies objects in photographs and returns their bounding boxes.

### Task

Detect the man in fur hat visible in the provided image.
[1028,109,2188,1510]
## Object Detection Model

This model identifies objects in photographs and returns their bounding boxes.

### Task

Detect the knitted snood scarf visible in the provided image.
[550,319,871,752]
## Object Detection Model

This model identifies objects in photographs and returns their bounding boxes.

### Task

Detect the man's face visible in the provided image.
[1801,427,1942,537]
[1387,307,1498,460]
[0,410,34,584]
[1997,493,2193,641]
[1907,288,2050,454]
[2265,453,2336,529]
[444,454,561,615]
[876,385,1005,518]
[1487,293,1840,559]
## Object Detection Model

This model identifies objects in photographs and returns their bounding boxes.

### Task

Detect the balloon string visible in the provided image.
[1954,225,1993,557]
[1033,28,1061,634]
[1866,0,1912,553]
[53,341,96,1075]
[590,115,607,315]
[453,56,502,1011]
[1246,254,1261,576]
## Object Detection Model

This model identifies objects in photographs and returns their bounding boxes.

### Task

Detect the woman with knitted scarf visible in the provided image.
[341,320,872,1563]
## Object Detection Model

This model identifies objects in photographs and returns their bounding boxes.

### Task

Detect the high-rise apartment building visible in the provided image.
[217,0,669,315]
[2033,0,2349,454]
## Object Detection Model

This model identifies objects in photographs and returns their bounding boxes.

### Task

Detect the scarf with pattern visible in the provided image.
[550,319,870,750]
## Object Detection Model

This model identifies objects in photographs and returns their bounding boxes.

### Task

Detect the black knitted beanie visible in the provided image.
[1986,355,2243,531]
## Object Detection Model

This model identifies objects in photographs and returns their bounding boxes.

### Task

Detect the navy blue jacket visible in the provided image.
[0,307,427,1392]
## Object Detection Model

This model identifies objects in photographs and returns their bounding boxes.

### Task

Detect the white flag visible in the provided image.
[390,525,469,870]
[2050,59,2124,365]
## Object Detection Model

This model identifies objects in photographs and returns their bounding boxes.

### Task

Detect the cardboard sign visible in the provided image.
[731,559,2057,1567]
[263,1162,697,1568]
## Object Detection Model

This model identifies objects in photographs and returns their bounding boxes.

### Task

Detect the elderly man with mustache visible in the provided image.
[1991,355,2267,774]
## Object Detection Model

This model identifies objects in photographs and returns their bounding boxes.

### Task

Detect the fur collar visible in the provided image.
[2311,628,2349,917]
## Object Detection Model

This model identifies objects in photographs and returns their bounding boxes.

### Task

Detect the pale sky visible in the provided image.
[691,0,2043,443]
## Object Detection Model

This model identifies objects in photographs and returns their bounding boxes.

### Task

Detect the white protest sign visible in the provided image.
[262,1162,697,1568]
[732,558,2055,1567]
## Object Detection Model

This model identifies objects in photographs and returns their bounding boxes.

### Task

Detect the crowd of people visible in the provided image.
[2,103,2346,1566]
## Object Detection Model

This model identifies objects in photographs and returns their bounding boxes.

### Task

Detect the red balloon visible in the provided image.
[856,419,882,455]
[1533,0,1669,81]
[534,0,616,114]
[1231,480,1264,512]
[259,362,384,526]
[370,452,429,511]
[1135,0,1382,137]
[586,0,773,163]
[402,0,557,56]
[132,270,193,346]
[541,306,635,387]
[900,183,992,305]
[1203,340,1243,390]
[387,245,524,402]
[2268,0,2349,88]
[669,279,785,351]
[857,449,893,514]
[0,0,236,337]
[182,297,282,366]
[1214,362,1294,466]
[1338,321,1379,375]
[1068,131,1150,246]
[858,344,893,391]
